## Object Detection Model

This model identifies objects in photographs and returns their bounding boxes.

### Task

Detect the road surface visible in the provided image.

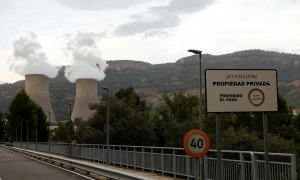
[0,147,87,180]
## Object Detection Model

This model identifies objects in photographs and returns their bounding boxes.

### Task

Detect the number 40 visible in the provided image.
[190,138,203,149]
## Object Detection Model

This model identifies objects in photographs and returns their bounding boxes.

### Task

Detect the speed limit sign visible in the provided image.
[183,129,210,158]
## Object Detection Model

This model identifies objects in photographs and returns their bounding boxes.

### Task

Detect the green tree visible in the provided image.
[6,89,49,142]
[52,122,71,142]
[151,92,199,147]
[75,120,103,144]
[292,114,300,144]
[76,87,155,146]
[163,93,199,122]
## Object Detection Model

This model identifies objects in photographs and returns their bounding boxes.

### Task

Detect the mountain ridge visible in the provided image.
[1,49,300,120]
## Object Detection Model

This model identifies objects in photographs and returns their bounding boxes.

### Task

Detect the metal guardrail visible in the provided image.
[9,146,155,180]
[13,142,297,180]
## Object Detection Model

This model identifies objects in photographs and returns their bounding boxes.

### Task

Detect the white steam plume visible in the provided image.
[64,32,107,83]
[8,33,59,78]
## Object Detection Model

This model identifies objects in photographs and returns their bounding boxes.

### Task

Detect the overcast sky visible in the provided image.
[1,0,300,83]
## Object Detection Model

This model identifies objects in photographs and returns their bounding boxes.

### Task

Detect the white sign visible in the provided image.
[205,69,278,112]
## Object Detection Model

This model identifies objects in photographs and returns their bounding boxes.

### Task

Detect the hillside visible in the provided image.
[1,49,300,121]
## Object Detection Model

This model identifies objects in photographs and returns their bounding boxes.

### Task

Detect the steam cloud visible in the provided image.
[8,33,59,78]
[64,32,107,83]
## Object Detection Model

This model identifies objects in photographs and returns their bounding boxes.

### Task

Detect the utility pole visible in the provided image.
[67,103,72,156]
[26,120,29,148]
[20,122,23,148]
[102,87,110,164]
[47,111,51,152]
[35,117,38,150]
[188,49,205,180]
[15,125,18,142]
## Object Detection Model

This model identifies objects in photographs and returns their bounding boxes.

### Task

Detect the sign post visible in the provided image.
[216,113,222,180]
[263,113,270,180]
[205,69,278,180]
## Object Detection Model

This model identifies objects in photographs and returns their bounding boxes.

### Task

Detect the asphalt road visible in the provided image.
[0,147,87,180]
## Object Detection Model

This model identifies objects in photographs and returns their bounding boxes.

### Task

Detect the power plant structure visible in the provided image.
[25,74,56,123]
[72,78,98,121]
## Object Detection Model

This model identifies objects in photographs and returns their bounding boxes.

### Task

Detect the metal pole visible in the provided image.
[187,49,203,129]
[48,111,51,152]
[68,103,72,156]
[188,49,204,180]
[291,154,297,180]
[35,117,37,150]
[20,122,23,147]
[103,87,110,164]
[26,120,28,148]
[195,158,200,179]
[216,113,222,180]
[198,52,205,180]
[107,94,110,164]
[263,113,270,180]
[198,53,203,130]
[16,125,17,142]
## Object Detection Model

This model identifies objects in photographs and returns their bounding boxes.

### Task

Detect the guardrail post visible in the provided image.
[142,147,145,171]
[240,152,245,180]
[151,148,154,172]
[119,146,120,167]
[48,142,50,153]
[107,145,109,163]
[221,153,223,180]
[126,146,129,168]
[173,149,176,178]
[161,148,164,175]
[133,147,136,170]
[97,145,100,162]
[113,146,115,165]
[102,145,105,163]
[204,155,208,180]
[251,152,257,180]
[291,154,297,180]
[186,155,190,179]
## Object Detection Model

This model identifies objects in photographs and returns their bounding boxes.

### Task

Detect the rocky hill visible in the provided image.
[1,49,300,121]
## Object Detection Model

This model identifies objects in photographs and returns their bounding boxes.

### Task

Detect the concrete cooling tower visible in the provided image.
[25,74,56,123]
[72,78,98,121]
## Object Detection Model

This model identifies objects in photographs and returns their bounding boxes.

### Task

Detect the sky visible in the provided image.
[0,0,300,83]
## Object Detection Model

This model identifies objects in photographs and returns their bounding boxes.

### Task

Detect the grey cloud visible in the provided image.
[67,31,105,47]
[143,30,169,37]
[14,37,46,62]
[113,0,214,36]
[53,0,148,11]
[114,13,178,36]
[154,0,212,14]
[8,33,59,78]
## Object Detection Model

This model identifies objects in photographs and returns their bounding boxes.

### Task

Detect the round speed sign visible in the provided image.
[183,129,210,158]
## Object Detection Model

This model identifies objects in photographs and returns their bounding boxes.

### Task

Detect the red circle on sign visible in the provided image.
[183,129,210,158]
[248,88,265,107]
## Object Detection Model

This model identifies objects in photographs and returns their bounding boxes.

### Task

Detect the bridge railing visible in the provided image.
[13,142,297,180]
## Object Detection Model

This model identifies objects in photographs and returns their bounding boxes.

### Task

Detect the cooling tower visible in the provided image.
[25,74,56,123]
[72,78,98,121]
